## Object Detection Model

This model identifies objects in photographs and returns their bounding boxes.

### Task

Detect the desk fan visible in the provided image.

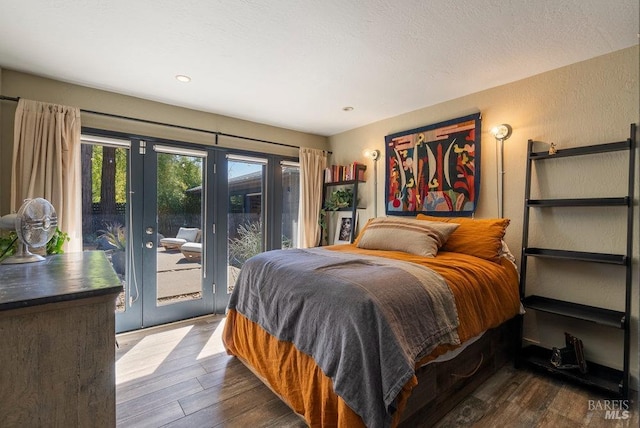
[0,198,58,264]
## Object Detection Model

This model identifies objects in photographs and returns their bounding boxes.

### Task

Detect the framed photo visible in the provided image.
[334,212,356,245]
[384,113,481,217]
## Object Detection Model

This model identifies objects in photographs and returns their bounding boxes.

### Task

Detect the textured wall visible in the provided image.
[328,46,639,388]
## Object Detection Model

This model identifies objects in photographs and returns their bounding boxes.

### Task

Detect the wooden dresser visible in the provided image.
[0,251,123,427]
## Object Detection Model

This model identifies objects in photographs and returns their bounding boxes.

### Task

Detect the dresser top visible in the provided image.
[0,251,123,311]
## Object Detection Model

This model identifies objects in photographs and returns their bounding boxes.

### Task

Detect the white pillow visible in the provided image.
[356,217,459,257]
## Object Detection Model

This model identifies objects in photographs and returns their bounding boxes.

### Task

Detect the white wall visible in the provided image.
[328,46,640,389]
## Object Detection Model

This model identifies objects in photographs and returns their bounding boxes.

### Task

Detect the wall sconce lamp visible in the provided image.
[490,124,512,141]
[490,124,512,218]
[363,148,380,161]
[364,149,381,217]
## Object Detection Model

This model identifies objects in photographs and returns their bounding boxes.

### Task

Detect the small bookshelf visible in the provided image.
[324,162,366,183]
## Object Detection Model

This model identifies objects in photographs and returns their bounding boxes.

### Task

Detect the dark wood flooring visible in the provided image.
[116,315,638,427]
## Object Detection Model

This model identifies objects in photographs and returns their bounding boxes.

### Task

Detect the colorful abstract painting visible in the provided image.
[384,113,481,216]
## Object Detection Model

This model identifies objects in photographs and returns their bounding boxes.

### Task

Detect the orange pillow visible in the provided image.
[416,214,510,263]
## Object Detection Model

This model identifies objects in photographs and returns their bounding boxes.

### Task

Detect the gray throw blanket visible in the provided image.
[227,248,459,428]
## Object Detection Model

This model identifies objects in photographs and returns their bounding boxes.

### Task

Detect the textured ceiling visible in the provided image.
[0,0,637,136]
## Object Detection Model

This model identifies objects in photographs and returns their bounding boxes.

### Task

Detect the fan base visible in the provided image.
[1,253,46,265]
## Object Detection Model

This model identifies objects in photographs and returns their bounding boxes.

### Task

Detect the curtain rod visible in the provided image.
[0,95,331,154]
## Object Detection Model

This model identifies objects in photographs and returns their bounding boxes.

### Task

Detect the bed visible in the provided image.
[223,216,521,427]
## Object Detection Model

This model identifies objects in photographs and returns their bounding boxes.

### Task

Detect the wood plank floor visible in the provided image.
[116,315,638,427]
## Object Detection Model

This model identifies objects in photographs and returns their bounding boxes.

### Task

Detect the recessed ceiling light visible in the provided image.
[175,75,191,83]
[342,106,354,112]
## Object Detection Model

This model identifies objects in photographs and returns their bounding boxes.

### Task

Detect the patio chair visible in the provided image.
[159,227,200,250]
[180,242,202,261]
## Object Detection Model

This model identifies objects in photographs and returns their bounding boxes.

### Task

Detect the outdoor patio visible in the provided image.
[156,248,240,299]
[156,248,202,299]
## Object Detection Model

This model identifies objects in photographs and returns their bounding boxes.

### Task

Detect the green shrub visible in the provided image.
[228,222,263,268]
[0,230,17,262]
[0,227,69,263]
[47,228,70,254]
[98,223,126,251]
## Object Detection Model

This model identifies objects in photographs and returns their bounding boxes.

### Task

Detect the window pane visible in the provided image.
[227,159,264,293]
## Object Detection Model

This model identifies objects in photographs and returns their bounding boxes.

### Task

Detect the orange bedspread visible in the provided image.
[223,245,520,427]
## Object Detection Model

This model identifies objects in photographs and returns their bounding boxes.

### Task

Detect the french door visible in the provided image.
[134,141,215,329]
[81,133,299,332]
[82,136,215,332]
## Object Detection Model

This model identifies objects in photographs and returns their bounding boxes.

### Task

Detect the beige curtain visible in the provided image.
[298,147,327,248]
[11,99,82,252]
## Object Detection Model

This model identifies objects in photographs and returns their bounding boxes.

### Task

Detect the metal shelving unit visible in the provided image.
[518,124,636,398]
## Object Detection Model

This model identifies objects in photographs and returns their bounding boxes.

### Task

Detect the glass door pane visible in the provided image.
[227,157,265,293]
[155,151,204,306]
[80,139,131,314]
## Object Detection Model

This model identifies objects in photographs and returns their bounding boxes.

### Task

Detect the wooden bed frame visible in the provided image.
[399,316,519,426]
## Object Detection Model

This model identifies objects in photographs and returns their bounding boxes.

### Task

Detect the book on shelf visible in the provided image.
[324,162,365,183]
